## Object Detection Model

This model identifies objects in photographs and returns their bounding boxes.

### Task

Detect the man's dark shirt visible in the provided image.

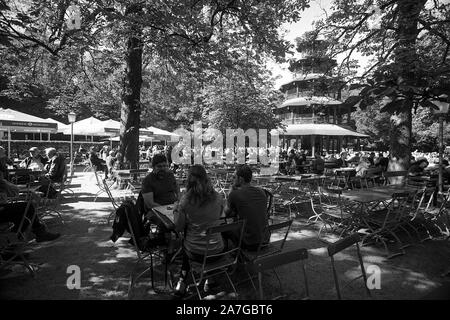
[227,185,269,249]
[377,157,389,171]
[0,157,13,179]
[312,157,325,174]
[336,158,346,168]
[45,155,66,182]
[141,171,178,206]
[89,152,105,168]
[408,163,426,176]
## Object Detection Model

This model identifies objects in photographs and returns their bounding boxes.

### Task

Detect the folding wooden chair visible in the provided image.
[187,220,245,300]
[253,248,309,300]
[327,233,371,299]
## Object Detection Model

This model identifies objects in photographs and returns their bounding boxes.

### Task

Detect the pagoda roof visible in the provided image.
[271,123,368,137]
[279,73,328,88]
[278,96,342,108]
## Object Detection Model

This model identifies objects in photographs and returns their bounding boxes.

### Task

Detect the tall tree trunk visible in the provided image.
[388,0,426,172]
[119,4,143,170]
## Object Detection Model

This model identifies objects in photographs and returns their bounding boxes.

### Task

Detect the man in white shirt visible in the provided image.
[19,147,47,171]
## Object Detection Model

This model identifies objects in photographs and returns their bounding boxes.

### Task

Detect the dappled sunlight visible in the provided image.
[2,172,449,299]
[88,275,104,283]
[98,259,119,264]
[309,247,328,256]
[362,254,386,265]
[115,247,136,259]
[96,240,116,248]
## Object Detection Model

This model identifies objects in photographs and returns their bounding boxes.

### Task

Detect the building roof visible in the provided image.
[278,96,342,108]
[271,123,368,137]
[279,73,329,88]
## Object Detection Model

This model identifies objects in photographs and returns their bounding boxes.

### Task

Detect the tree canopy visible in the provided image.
[1,0,310,165]
[315,0,450,168]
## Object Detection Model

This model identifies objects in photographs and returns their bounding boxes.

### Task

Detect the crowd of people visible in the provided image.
[279,148,391,176]
[278,147,450,183]
[0,145,62,255]
[3,141,450,290]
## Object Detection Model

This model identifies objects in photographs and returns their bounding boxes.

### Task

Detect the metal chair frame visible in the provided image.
[327,233,371,300]
[124,206,171,299]
[0,195,38,277]
[254,247,309,300]
[240,219,293,294]
[187,220,246,300]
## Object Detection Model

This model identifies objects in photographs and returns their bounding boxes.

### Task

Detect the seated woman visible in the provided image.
[355,157,371,177]
[336,151,348,168]
[0,175,60,243]
[172,164,224,296]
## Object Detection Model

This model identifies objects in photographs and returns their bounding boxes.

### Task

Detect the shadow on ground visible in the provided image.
[1,173,449,300]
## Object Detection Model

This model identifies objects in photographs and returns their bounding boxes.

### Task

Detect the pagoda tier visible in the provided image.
[274,95,356,129]
[289,57,337,75]
[280,74,345,101]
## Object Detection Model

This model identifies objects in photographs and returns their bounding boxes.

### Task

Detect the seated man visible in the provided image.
[347,152,361,165]
[0,175,60,243]
[0,146,14,179]
[105,150,116,179]
[311,151,325,174]
[375,152,389,172]
[88,146,108,178]
[36,148,66,198]
[408,158,429,177]
[19,147,47,171]
[44,147,66,183]
[141,153,179,210]
[225,164,269,251]
[336,151,348,168]
[139,154,180,243]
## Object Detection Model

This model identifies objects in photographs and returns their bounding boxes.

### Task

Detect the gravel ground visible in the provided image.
[1,171,449,300]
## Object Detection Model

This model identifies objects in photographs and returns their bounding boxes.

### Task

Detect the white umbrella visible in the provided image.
[105,136,149,142]
[61,116,110,136]
[0,108,57,156]
[45,118,68,132]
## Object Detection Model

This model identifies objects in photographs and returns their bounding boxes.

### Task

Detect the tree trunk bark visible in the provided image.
[388,0,426,173]
[119,5,143,170]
